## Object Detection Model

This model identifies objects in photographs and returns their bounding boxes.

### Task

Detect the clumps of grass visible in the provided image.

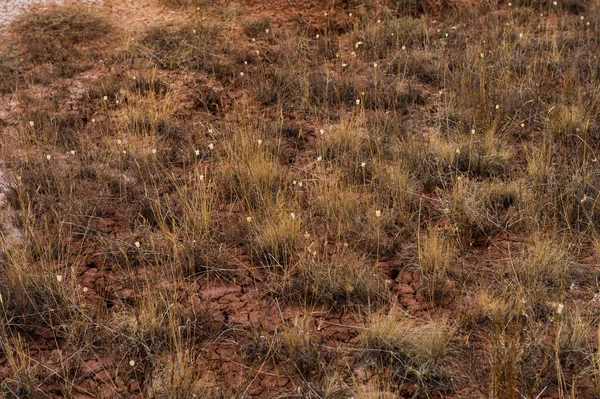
[393,0,427,16]
[309,182,386,254]
[253,67,302,107]
[4,159,68,219]
[400,128,512,190]
[386,49,446,85]
[317,119,380,185]
[272,316,349,396]
[243,18,271,39]
[133,24,242,78]
[466,289,515,328]
[418,230,454,303]
[358,312,456,392]
[217,130,292,211]
[113,285,218,360]
[354,16,427,61]
[371,163,419,221]
[0,43,22,93]
[12,5,110,72]
[511,235,571,312]
[149,350,216,398]
[0,328,39,397]
[277,317,332,378]
[273,249,385,310]
[250,209,302,268]
[547,104,591,150]
[140,172,227,278]
[0,241,78,337]
[439,179,522,240]
[526,144,600,230]
[513,0,586,14]
[486,287,569,399]
[306,72,425,113]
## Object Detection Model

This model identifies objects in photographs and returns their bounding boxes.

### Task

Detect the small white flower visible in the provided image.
[377,19,381,23]
[317,156,322,161]
[103,96,108,101]
[319,129,325,135]
[348,12,352,16]
[56,275,63,282]
[495,104,500,110]
[360,162,366,168]
[401,45,406,50]
[257,139,263,145]
[265,29,269,33]
[293,180,297,185]
[244,61,248,65]
[304,231,310,238]
[117,139,122,145]
[520,123,525,128]
[129,360,136,367]
[208,129,213,134]
[252,38,256,42]
[208,143,214,150]
[581,16,585,20]
[29,121,35,127]
[240,72,244,77]
[351,51,356,57]
[199,174,205,181]
[519,33,523,38]
[455,148,461,154]
[246,216,252,223]
[355,99,361,105]
[123,150,127,154]
[445,33,449,38]
[471,129,476,135]
[195,149,200,156]
[91,118,96,123]
[290,212,296,219]
[151,148,157,154]
[298,181,303,187]
[46,154,51,160]
[508,2,512,5]
[70,150,76,155]
[316,34,320,39]
[552,1,557,5]
[342,63,348,67]
[354,41,363,49]
[375,210,381,218]
[135,241,141,248]
[116,100,120,105]
[556,303,564,315]
[83,287,89,293]
[373,62,378,68]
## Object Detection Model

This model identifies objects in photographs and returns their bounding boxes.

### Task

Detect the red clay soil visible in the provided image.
[1,0,599,398]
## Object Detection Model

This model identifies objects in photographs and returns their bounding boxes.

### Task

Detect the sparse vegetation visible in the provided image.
[1,0,600,397]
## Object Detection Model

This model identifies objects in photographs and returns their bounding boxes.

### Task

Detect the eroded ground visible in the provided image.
[1,0,600,398]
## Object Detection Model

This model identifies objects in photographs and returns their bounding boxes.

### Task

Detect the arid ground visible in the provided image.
[1,0,600,398]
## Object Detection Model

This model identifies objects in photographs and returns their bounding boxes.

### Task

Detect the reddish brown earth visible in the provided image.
[1,0,600,398]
